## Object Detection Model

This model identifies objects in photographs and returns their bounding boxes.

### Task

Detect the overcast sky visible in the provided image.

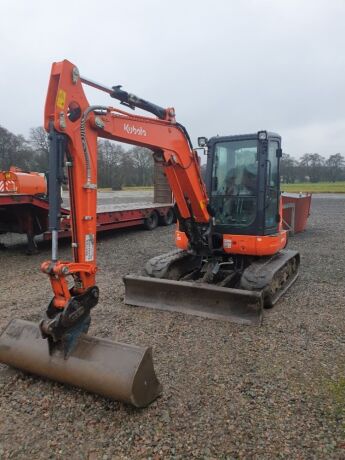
[0,0,344,158]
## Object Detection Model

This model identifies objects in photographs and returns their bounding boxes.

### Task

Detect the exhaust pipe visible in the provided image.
[0,319,162,408]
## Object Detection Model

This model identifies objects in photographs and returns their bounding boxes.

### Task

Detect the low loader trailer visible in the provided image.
[0,166,174,253]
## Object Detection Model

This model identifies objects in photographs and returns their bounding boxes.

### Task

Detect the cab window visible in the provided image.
[265,140,279,229]
[211,140,258,227]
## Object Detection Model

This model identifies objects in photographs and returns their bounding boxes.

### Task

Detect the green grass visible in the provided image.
[100,182,345,193]
[282,181,345,193]
[122,186,154,191]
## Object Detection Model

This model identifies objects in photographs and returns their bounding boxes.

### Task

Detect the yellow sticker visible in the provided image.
[56,89,66,110]
[199,200,205,210]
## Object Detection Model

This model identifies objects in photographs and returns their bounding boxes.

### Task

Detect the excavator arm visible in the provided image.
[40,59,211,356]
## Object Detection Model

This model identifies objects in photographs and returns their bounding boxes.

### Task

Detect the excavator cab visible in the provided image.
[205,131,282,237]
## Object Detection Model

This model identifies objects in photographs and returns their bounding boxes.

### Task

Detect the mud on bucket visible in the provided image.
[0,319,162,408]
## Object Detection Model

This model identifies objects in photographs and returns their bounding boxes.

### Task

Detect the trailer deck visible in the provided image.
[49,201,174,239]
[0,193,174,253]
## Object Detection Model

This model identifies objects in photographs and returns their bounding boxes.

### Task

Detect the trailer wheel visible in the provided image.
[144,211,159,230]
[160,208,175,226]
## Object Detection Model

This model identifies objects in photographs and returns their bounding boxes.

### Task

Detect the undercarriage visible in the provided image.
[124,249,300,325]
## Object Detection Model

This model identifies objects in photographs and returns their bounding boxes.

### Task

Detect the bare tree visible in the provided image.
[29,127,49,171]
[130,147,153,186]
[280,153,299,183]
[98,140,124,189]
[0,125,19,168]
[30,127,49,153]
[0,125,34,170]
[325,153,345,182]
[2,123,343,187]
[300,153,325,182]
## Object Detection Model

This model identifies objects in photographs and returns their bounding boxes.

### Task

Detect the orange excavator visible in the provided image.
[0,60,299,407]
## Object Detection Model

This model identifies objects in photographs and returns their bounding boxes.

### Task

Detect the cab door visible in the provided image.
[264,137,281,235]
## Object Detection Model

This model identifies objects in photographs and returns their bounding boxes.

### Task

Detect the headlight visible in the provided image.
[197,136,208,147]
[258,131,267,140]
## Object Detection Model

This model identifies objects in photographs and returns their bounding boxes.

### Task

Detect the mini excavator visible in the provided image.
[125,132,300,323]
[0,60,299,407]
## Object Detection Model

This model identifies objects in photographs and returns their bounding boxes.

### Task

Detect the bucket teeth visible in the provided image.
[0,319,162,408]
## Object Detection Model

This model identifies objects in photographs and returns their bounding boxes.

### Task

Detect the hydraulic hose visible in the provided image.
[80,105,108,185]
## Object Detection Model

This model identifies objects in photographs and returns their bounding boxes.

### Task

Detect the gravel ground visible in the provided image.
[0,194,344,459]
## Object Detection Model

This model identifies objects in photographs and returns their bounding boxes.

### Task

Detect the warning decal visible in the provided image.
[56,89,66,110]
[85,234,95,261]
[223,239,232,249]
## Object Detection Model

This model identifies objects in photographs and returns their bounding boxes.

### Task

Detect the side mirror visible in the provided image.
[276,147,283,158]
[198,136,208,148]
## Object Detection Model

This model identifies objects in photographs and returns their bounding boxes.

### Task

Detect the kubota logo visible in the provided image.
[123,123,147,137]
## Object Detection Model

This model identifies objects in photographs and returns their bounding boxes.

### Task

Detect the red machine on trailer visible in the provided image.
[0,165,174,253]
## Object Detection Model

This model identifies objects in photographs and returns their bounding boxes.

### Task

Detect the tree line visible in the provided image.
[281,152,345,183]
[0,125,154,189]
[1,124,344,186]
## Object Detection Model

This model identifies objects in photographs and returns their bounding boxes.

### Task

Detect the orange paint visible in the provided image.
[176,227,287,256]
[43,59,210,309]
[0,168,46,195]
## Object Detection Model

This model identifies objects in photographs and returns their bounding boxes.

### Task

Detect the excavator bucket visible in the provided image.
[123,275,264,325]
[0,319,162,408]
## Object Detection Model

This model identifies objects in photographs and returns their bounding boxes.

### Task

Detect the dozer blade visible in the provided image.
[124,275,264,325]
[0,319,162,408]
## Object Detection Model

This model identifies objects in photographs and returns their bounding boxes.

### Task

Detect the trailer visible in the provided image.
[0,165,174,253]
[44,200,175,240]
[0,167,311,253]
[281,192,312,235]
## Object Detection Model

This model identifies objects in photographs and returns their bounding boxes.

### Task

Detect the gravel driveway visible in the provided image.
[0,194,344,459]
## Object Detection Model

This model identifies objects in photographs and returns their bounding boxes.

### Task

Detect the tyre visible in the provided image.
[144,211,159,230]
[160,208,175,226]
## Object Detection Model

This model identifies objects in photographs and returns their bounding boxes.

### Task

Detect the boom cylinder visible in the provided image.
[79,75,167,119]
[48,127,66,261]
[110,86,167,120]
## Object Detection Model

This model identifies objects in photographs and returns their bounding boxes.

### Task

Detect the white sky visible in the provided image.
[0,0,344,158]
